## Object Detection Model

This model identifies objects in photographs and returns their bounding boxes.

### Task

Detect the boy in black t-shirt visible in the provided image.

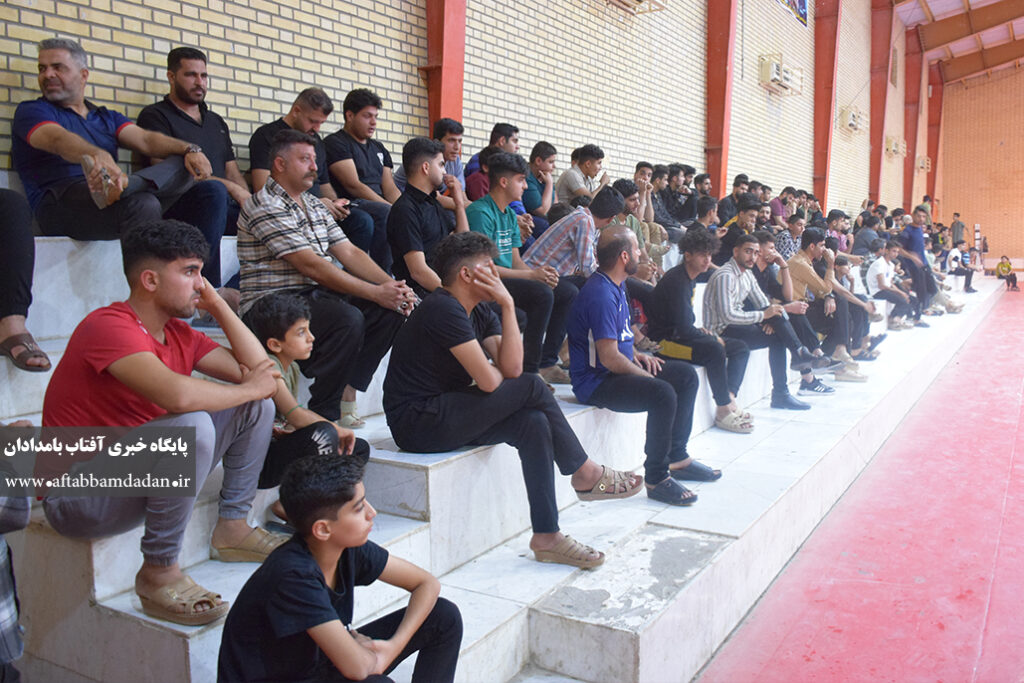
[217,456,462,683]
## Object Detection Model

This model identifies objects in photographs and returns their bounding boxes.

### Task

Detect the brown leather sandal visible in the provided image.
[575,465,644,501]
[533,535,605,569]
[0,333,51,373]
[137,575,229,626]
[210,527,287,562]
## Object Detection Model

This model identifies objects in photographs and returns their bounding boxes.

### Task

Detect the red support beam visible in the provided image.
[420,0,466,129]
[705,0,739,197]
[926,63,943,202]
[869,0,895,204]
[903,29,924,210]
[813,0,843,209]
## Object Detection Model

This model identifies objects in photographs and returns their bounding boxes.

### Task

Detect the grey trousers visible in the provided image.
[42,399,273,566]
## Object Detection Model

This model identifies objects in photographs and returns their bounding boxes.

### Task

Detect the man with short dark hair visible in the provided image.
[238,129,414,426]
[714,192,760,266]
[950,212,965,245]
[522,141,557,238]
[703,233,819,410]
[14,39,215,245]
[769,186,796,231]
[387,137,468,298]
[897,205,939,309]
[647,228,753,431]
[42,219,280,627]
[660,163,697,224]
[468,153,574,384]
[463,122,518,177]
[715,173,749,226]
[693,173,712,199]
[608,179,659,281]
[392,117,466,194]
[946,239,977,292]
[568,226,721,506]
[650,164,682,241]
[555,144,609,203]
[136,47,251,287]
[325,88,399,271]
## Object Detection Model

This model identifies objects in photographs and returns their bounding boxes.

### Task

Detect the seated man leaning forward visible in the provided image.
[568,226,722,507]
[217,455,463,683]
[13,38,218,244]
[238,129,414,427]
[41,220,281,627]
[383,232,643,569]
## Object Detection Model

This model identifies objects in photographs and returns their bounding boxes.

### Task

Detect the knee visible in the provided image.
[311,421,340,456]
[121,192,163,222]
[430,597,463,636]
[175,411,217,464]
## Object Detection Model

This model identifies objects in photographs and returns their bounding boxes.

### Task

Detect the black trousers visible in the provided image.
[849,294,871,343]
[949,266,974,290]
[806,296,851,355]
[247,288,404,421]
[722,317,803,392]
[585,360,698,485]
[872,290,914,319]
[259,423,370,489]
[900,257,937,309]
[503,277,577,373]
[315,597,463,683]
[656,335,749,407]
[388,374,588,533]
[0,190,34,319]
[789,313,821,351]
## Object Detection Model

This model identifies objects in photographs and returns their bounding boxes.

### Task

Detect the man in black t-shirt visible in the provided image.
[249,88,376,257]
[383,232,644,570]
[715,173,749,227]
[325,88,400,272]
[387,137,468,297]
[135,46,249,286]
[218,455,462,683]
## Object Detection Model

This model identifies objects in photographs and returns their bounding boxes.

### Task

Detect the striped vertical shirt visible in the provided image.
[236,177,349,315]
[522,206,598,276]
[702,258,770,335]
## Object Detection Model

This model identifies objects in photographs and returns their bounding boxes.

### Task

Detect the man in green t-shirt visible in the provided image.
[466,153,576,384]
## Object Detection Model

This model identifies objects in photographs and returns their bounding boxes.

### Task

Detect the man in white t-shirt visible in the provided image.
[945,240,976,293]
[868,240,916,329]
[555,144,609,203]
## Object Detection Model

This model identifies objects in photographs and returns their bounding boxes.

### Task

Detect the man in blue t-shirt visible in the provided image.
[897,205,938,310]
[567,225,722,507]
[13,38,218,243]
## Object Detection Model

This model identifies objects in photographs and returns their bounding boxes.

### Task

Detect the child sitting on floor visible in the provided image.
[218,455,462,682]
[996,256,1018,291]
[245,293,370,518]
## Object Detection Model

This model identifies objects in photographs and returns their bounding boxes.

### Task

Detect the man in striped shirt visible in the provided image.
[703,234,823,411]
[238,129,414,424]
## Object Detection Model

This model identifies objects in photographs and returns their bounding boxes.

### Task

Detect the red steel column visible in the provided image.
[903,29,924,210]
[705,0,739,196]
[926,63,943,202]
[814,0,842,208]
[420,0,466,127]
[869,0,895,204]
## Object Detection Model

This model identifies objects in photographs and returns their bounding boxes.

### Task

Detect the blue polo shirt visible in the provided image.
[12,98,133,210]
[899,225,927,263]
[567,271,634,403]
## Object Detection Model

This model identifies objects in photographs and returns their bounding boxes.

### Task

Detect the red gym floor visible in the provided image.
[699,287,1024,683]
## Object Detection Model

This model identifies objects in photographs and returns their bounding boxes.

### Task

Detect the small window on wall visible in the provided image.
[890,48,898,87]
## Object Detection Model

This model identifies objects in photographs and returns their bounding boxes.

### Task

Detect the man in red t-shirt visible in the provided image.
[42,219,279,627]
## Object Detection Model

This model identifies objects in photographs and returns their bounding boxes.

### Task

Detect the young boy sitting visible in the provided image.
[246,293,371,516]
[218,455,462,682]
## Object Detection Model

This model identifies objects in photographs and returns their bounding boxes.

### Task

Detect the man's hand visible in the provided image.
[762,303,784,319]
[900,290,910,302]
[372,280,416,316]
[320,197,351,222]
[517,213,534,242]
[335,424,356,455]
[824,297,836,315]
[183,150,213,180]
[634,352,663,376]
[83,151,127,196]
[774,252,788,268]
[444,174,466,208]
[716,225,728,239]
[538,169,553,186]
[783,301,808,315]
[636,261,656,282]
[598,172,610,187]
[194,277,227,316]
[239,358,280,399]
[822,248,836,266]
[863,300,877,314]
[472,261,514,308]
[532,265,559,288]
[366,639,402,676]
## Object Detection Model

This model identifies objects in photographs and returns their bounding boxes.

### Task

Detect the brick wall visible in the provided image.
[878,17,905,211]
[940,67,1024,258]
[726,0,815,195]
[0,0,429,185]
[826,0,871,215]
[462,0,707,184]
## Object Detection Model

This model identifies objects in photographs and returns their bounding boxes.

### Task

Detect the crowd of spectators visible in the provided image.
[0,36,1003,683]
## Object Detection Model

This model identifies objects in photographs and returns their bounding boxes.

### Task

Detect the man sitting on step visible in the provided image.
[41,219,282,627]
[384,232,644,569]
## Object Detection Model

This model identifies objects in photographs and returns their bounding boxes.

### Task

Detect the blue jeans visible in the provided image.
[164,180,230,286]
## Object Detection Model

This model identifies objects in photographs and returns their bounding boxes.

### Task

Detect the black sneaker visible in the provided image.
[770,391,811,410]
[811,355,846,372]
[964,287,978,293]
[789,346,816,372]
[798,377,835,396]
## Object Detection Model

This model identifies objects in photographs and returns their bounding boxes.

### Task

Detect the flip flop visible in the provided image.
[533,535,604,569]
[670,460,722,482]
[868,334,887,352]
[646,477,697,506]
[137,575,229,626]
[0,333,51,373]
[574,465,644,501]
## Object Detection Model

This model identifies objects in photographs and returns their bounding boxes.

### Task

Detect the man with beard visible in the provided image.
[136,47,250,286]
[13,39,215,253]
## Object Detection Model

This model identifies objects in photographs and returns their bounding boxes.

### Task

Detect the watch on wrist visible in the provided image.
[184,144,202,155]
